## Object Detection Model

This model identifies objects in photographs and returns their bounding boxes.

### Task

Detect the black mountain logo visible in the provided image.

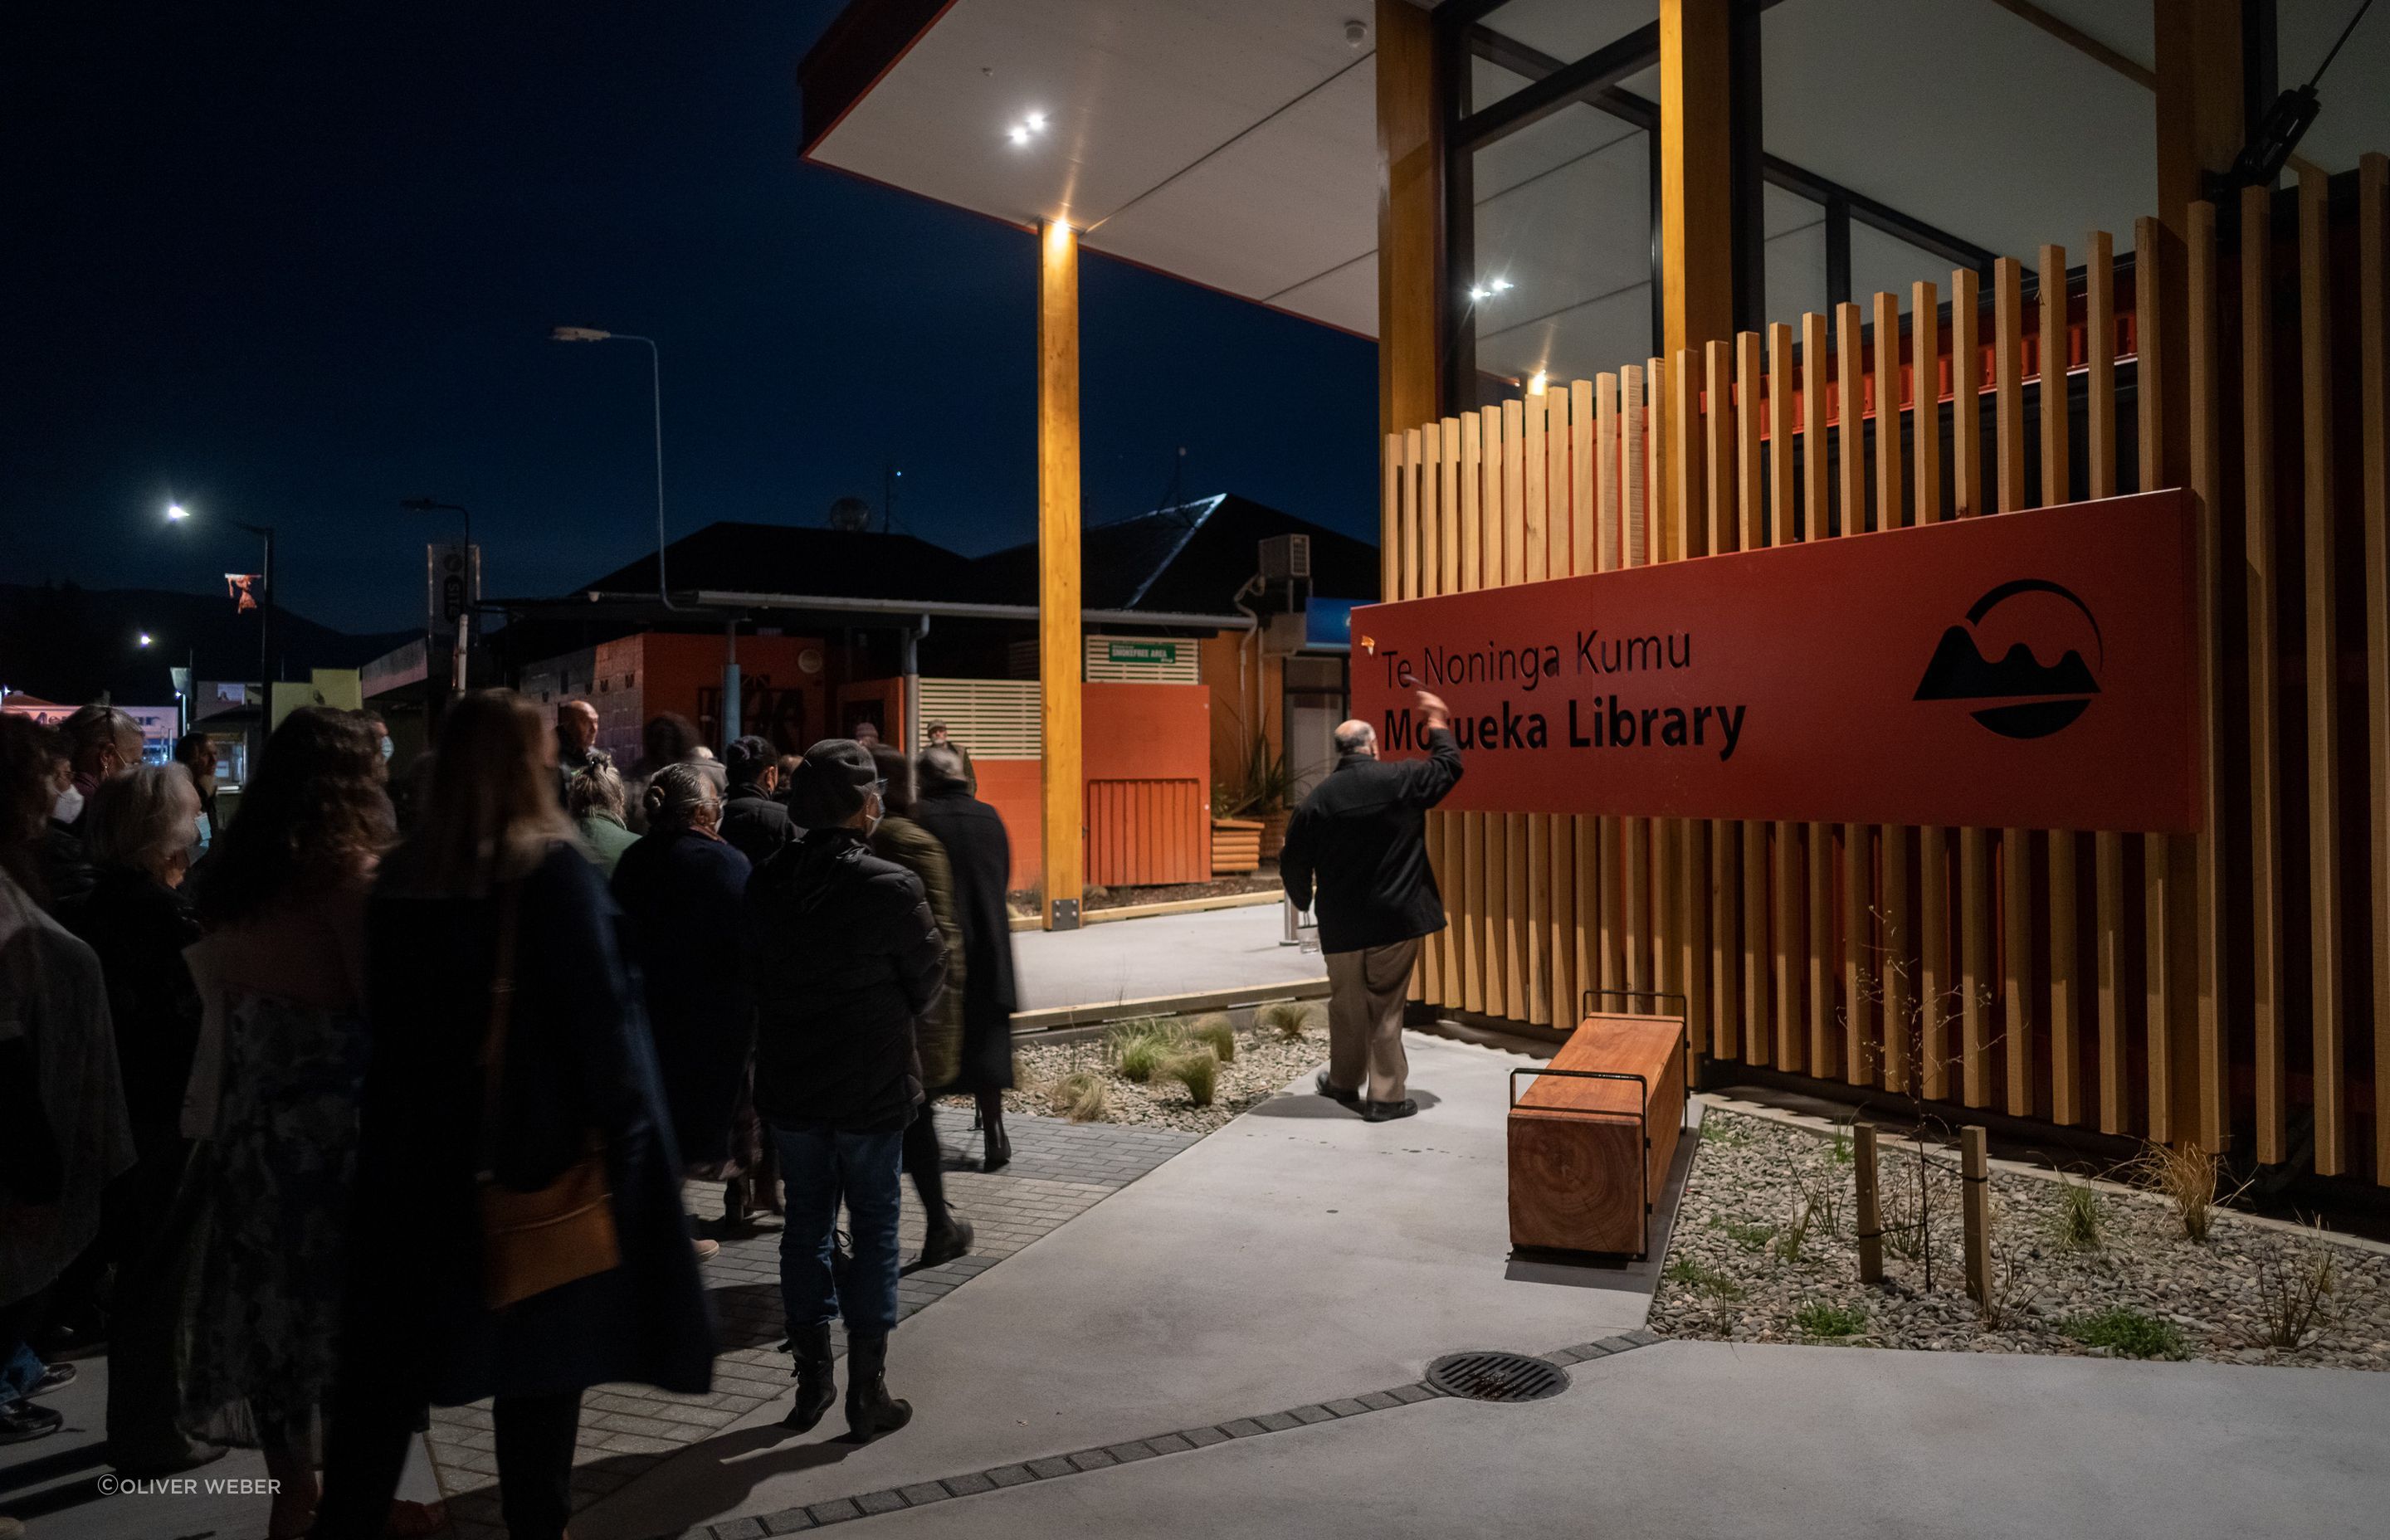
[1914,579,2104,740]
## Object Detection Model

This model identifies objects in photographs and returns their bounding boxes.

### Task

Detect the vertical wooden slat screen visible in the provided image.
[1414,422,1441,1006]
[1768,323,1804,1072]
[1738,334,1772,1064]
[1545,387,1578,1028]
[1571,378,1598,1028]
[1673,349,1710,1055]
[2086,228,2129,1137]
[2041,243,2081,1127]
[1597,373,1626,1006]
[1705,339,1742,1062]
[1436,417,1463,1007]
[1647,359,1674,1019]
[2185,200,2228,1153]
[2362,154,2390,1182]
[1915,280,1951,1103]
[1836,301,1871,1085]
[2297,168,2347,1174]
[1459,411,1486,1016]
[2241,183,2289,1159]
[1481,403,1509,1019]
[1801,311,1836,1079]
[1993,256,2033,1118]
[1502,398,1530,1022]
[2134,215,2188,1147]
[1522,392,1551,1026]
[1875,288,1910,1094]
[1622,365,1651,1012]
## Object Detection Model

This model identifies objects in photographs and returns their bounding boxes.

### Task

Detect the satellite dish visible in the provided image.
[827,495,873,532]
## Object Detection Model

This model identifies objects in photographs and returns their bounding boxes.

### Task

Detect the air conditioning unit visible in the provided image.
[1260,534,1311,582]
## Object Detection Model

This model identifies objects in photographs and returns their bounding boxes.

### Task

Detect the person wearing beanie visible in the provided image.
[719,735,794,867]
[744,739,946,1442]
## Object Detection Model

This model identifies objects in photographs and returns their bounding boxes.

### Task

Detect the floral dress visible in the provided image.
[178,988,368,1445]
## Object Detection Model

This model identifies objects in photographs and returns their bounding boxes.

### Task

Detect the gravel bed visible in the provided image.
[1651,1107,2390,1370]
[947,1016,1329,1136]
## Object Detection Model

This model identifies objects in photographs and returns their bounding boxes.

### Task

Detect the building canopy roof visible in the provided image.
[972,494,1378,612]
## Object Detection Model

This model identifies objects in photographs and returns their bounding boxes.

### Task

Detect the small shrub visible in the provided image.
[1106,1016,1178,1083]
[1188,1013,1236,1063]
[1664,1255,1745,1301]
[1049,1072,1110,1123]
[1830,1123,1854,1165]
[2059,1307,2186,1360]
[2251,1217,2341,1350]
[2051,1178,2105,1253]
[2120,1139,2245,1244]
[1774,1173,1841,1263]
[1794,1299,1866,1338]
[1257,1001,1319,1040]
[1165,1049,1219,1107]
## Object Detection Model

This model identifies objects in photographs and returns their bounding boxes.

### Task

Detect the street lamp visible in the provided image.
[166,502,275,690]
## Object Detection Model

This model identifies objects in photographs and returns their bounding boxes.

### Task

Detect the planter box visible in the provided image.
[1212,817,1262,875]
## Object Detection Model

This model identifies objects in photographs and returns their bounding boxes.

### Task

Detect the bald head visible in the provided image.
[1333,719,1376,759]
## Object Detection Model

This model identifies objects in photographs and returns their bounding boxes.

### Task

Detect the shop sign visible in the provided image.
[1107,641,1178,665]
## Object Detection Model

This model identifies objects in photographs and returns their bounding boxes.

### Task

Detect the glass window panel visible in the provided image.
[1849,222,1956,314]
[1480,0,1658,71]
[2279,0,2390,174]
[1467,100,1652,391]
[1762,183,1827,331]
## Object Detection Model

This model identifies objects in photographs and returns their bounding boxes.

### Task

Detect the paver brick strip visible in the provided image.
[986,1464,1036,1488]
[714,1519,767,1540]
[1253,1411,1301,1432]
[1218,1417,1267,1438]
[899,1482,953,1507]
[1290,1404,1336,1425]
[1027,1455,1076,1479]
[763,1513,817,1534]
[943,1471,997,1496]
[1066,1449,1119,1472]
[804,1499,860,1525]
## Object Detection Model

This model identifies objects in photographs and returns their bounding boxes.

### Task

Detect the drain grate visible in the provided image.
[1423,1351,1570,1404]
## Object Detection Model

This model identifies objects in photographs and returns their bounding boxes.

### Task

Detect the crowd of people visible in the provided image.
[0,694,1019,1540]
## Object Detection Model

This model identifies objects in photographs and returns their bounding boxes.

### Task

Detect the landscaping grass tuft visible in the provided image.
[1165,1049,1220,1107]
[1049,1071,1110,1123]
[2058,1307,2187,1360]
[2052,1179,2105,1253]
[1256,1001,1319,1041]
[1716,1220,1778,1253]
[1188,1013,1237,1064]
[1106,1016,1180,1084]
[1793,1299,1867,1338]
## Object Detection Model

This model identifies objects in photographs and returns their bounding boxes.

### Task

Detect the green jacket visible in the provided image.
[576,812,640,879]
[871,813,965,1090]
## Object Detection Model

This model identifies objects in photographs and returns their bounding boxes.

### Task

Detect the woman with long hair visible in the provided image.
[312,691,710,1540]
[175,706,406,1537]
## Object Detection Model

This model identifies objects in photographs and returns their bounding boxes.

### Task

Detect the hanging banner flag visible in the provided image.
[1349,490,2199,834]
[226,573,261,614]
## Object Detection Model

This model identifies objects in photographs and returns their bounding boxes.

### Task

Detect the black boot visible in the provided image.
[843,1333,912,1443]
[917,1216,974,1270]
[783,1324,836,1432]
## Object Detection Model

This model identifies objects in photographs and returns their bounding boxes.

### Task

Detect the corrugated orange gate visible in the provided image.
[1086,777,1207,887]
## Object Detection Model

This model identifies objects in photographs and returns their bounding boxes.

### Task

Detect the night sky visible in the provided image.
[4,2,1377,636]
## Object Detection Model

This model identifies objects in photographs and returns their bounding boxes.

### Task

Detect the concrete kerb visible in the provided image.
[1007,889,1283,933]
[1008,978,1328,1036]
[1700,1092,2390,1260]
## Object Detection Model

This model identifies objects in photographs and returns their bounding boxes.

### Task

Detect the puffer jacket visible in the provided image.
[869,815,965,1093]
[745,826,946,1133]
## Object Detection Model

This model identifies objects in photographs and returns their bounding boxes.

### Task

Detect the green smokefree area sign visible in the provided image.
[1106,641,1179,665]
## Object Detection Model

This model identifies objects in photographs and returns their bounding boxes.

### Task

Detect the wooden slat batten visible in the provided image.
[1570,378,1598,1027]
[2240,183,2288,1159]
[1436,417,1464,1006]
[1458,411,1486,1016]
[2085,228,2130,1137]
[1992,256,2032,1114]
[2298,168,2347,1175]
[1801,311,1836,1080]
[1737,333,1772,1064]
[1597,373,1626,1009]
[1502,397,1529,1023]
[1914,279,1951,1101]
[2184,199,2227,1153]
[2361,154,2390,1185]
[1705,339,1743,1062]
[1951,266,1992,1108]
[1875,288,1911,1094]
[1523,392,1551,1026]
[1622,366,1651,1015]
[1545,387,1578,1031]
[1837,301,1871,1085]
[1768,322,1804,1073]
[1646,360,1672,1020]
[2041,242,2082,1127]
[1673,348,1712,1058]
[1482,403,1510,1019]
[1414,423,1440,1006]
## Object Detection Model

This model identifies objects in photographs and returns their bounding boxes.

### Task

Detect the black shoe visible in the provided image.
[1314,1070,1362,1109]
[982,1126,1011,1172]
[1362,1098,1419,1123]
[723,1176,751,1230]
[0,1401,61,1445]
[31,1362,75,1394]
[842,1333,912,1443]
[916,1216,975,1270]
[783,1324,836,1432]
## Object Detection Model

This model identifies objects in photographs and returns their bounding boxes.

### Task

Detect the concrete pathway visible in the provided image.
[1012,904,1320,1012]
[578,1034,1650,1539]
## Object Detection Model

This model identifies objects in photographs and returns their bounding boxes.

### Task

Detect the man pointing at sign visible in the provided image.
[1279,690,1464,1123]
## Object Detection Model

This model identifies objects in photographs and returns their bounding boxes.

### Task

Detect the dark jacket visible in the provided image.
[718,789,795,869]
[39,822,96,912]
[745,827,945,1133]
[912,786,1017,1093]
[61,867,202,1159]
[1280,726,1465,955]
[350,841,713,1406]
[610,828,754,1168]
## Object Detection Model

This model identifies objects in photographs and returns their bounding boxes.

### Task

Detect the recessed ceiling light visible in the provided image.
[1490,276,1513,293]
[1025,110,1047,131]
[1008,125,1031,146]
[1467,286,1488,301]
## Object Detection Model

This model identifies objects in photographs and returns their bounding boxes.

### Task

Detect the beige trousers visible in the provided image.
[1324,937,1422,1105]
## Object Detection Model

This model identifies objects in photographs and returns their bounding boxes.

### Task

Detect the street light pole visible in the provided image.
[402,497,475,691]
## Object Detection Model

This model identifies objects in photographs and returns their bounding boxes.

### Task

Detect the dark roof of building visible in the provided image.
[973,494,1379,613]
[583,522,988,602]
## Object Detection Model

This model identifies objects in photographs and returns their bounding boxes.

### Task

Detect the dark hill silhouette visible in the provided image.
[1913,628,2100,702]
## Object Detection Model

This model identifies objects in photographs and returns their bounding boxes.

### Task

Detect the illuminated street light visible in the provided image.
[165,503,190,522]
[137,632,154,647]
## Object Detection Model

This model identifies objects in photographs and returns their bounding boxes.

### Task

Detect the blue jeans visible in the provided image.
[769,1123,905,1338]
[0,1339,43,1401]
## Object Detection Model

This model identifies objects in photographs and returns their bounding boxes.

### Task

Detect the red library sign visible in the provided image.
[1350,490,2200,833]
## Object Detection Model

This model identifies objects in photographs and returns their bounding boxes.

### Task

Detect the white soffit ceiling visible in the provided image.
[809,0,1383,334]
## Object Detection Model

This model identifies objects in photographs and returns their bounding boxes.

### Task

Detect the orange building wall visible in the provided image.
[1199,631,1280,800]
[971,681,1212,895]
[580,632,827,764]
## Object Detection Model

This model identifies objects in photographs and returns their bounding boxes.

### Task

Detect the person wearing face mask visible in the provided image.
[60,765,224,1476]
[744,739,945,1442]
[34,728,97,912]
[60,706,148,831]
[609,763,752,1261]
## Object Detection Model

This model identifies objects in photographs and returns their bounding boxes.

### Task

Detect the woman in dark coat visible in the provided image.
[910,744,1019,1170]
[611,763,754,1214]
[312,691,710,1540]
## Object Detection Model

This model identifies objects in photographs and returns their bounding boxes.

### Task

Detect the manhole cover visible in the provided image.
[1424,1351,1570,1403]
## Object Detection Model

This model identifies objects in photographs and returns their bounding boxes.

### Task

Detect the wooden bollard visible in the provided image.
[1853,1123,1883,1284]
[1960,1125,1992,1305]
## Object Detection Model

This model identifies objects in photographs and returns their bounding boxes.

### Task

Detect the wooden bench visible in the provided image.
[1506,1011,1687,1259]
